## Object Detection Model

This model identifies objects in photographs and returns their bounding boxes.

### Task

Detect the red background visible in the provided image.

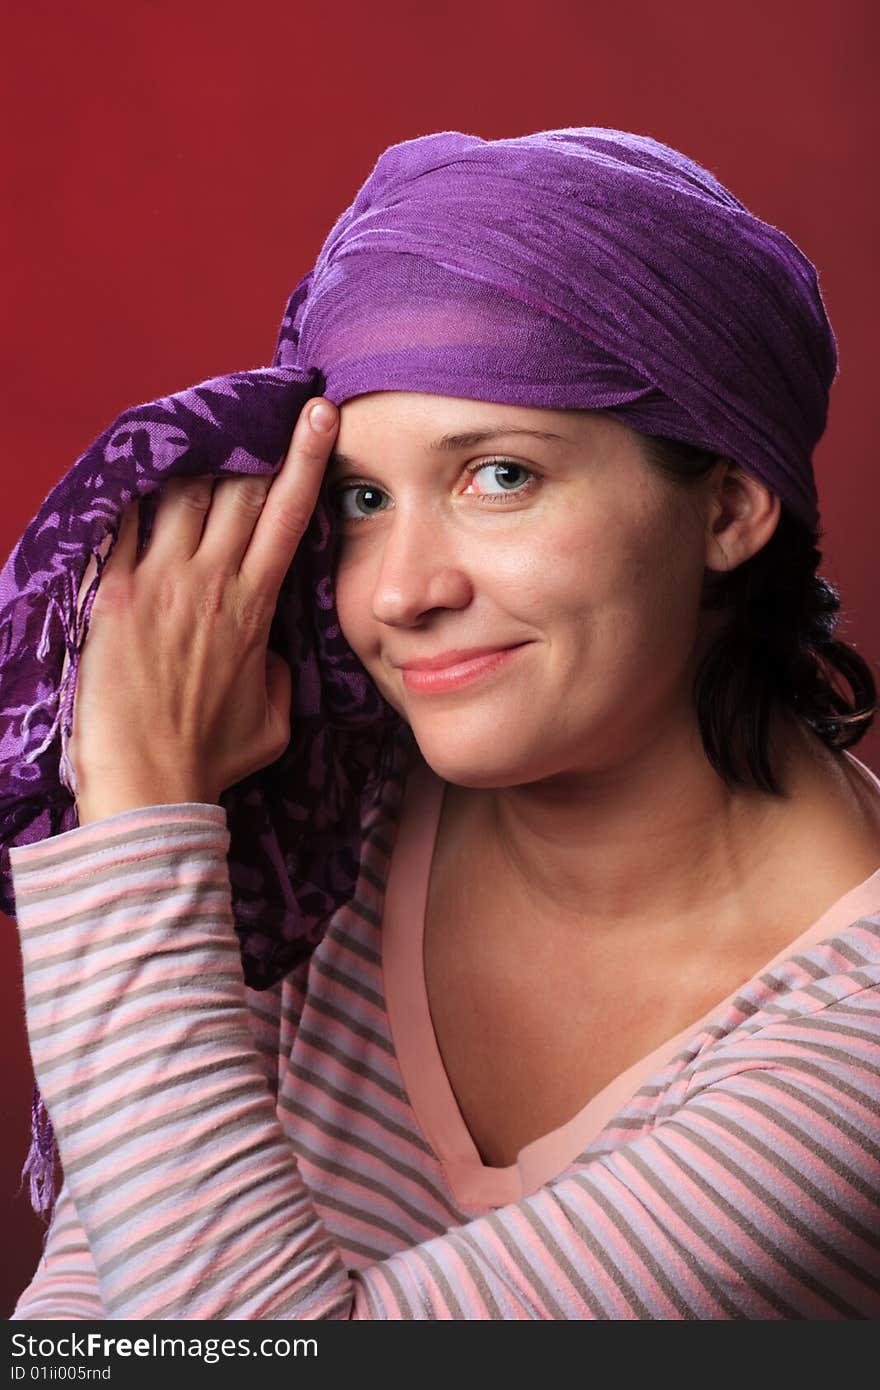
[1,0,877,1317]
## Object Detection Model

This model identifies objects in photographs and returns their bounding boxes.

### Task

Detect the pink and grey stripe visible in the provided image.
[9,755,880,1319]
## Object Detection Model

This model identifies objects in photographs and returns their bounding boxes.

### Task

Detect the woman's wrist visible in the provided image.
[75,775,220,825]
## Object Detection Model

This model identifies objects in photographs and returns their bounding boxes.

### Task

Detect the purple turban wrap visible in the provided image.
[0,127,838,1215]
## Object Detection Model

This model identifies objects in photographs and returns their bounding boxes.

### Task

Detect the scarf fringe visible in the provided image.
[22,1081,58,1221]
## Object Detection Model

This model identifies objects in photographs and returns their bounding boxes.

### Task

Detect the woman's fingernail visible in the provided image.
[309,400,337,433]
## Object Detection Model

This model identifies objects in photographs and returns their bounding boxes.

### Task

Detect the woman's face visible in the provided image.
[329,392,717,787]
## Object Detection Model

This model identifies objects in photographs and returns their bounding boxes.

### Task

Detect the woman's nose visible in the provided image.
[369,510,473,627]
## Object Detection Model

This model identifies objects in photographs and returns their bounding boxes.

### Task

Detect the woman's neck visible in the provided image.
[444,712,877,941]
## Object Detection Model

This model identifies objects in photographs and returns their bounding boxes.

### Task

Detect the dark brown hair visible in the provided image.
[639,434,877,795]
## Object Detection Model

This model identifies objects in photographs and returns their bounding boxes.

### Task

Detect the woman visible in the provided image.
[5,128,880,1318]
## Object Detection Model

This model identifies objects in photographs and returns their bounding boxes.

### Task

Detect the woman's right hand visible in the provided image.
[62,397,340,822]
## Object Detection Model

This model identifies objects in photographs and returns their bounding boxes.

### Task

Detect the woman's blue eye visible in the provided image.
[468,461,532,494]
[334,484,389,521]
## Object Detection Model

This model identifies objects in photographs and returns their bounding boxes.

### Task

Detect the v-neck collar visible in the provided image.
[381,750,880,1210]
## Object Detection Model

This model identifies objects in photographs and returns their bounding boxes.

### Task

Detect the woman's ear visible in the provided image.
[703,460,780,574]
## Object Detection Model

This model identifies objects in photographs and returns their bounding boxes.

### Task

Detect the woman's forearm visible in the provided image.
[10,802,355,1320]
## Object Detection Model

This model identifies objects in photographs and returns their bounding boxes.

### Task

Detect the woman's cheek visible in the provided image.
[490,520,594,599]
[529,519,621,604]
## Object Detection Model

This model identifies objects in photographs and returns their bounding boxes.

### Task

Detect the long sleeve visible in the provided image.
[10,807,880,1319]
[10,970,289,1323]
[10,1182,104,1321]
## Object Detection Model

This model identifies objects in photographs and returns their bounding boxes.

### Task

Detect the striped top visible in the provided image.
[9,746,880,1320]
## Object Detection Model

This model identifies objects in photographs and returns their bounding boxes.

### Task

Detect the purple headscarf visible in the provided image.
[0,127,838,1215]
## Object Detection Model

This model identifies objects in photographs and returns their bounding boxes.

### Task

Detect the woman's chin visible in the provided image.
[409,732,535,789]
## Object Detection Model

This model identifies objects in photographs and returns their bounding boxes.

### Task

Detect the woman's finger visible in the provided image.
[75,501,139,612]
[106,497,141,573]
[144,475,216,568]
[195,472,274,574]
[62,501,140,695]
[238,398,338,597]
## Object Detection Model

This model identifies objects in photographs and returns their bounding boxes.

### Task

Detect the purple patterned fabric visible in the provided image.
[0,127,838,1216]
[0,316,409,995]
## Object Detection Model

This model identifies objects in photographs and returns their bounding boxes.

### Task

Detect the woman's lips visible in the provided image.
[400,644,528,693]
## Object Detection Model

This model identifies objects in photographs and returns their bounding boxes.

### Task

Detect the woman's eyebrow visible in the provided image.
[326,425,567,475]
